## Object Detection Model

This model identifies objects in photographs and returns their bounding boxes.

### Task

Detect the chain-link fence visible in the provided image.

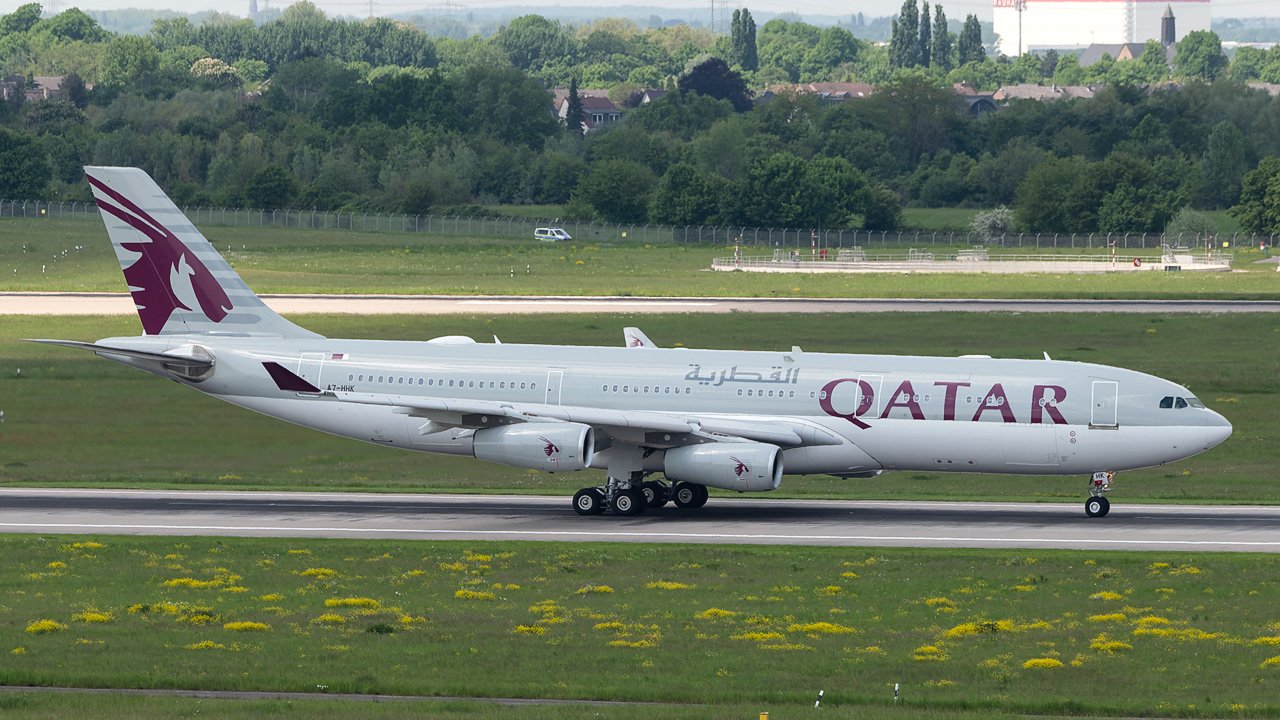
[3,199,1271,251]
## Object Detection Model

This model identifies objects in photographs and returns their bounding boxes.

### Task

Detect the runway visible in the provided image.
[3,292,1280,315]
[2,488,1278,552]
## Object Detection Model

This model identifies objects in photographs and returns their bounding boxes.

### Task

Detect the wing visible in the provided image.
[328,390,843,449]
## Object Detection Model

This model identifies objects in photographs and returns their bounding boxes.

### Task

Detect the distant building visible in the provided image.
[1,75,91,103]
[994,83,1100,101]
[992,0,1209,57]
[952,82,997,115]
[764,82,876,105]
[1077,41,1175,66]
[552,95,621,134]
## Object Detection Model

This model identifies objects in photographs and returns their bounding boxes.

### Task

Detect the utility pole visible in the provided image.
[1015,0,1026,56]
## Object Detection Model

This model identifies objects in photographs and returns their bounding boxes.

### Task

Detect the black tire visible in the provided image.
[573,488,605,516]
[691,484,709,508]
[641,480,669,508]
[613,488,646,516]
[673,482,709,509]
[1085,496,1109,518]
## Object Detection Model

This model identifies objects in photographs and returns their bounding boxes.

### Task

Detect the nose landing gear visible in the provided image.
[1085,471,1114,518]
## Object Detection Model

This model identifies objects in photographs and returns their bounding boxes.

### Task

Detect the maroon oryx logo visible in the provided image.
[87,172,233,335]
[540,437,560,457]
[731,456,749,477]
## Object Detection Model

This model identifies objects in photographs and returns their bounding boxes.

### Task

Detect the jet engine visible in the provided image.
[664,443,782,492]
[473,423,594,472]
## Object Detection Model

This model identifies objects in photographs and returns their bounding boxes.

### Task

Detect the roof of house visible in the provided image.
[552,86,611,101]
[994,83,1099,101]
[1246,82,1280,96]
[580,96,620,111]
[766,82,877,101]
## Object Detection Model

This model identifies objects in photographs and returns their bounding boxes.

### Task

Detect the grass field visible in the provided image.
[2,312,1274,503]
[4,536,1280,717]
[3,217,1277,299]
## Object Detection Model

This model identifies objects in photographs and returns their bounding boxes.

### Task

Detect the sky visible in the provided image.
[4,0,1275,24]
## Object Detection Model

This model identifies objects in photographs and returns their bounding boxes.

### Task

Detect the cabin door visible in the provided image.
[1090,381,1118,427]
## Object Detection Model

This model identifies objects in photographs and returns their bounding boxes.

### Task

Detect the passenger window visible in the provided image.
[1175,397,1188,409]
[1159,396,1173,409]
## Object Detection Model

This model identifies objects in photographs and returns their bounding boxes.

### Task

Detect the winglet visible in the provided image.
[624,327,657,348]
[262,361,321,393]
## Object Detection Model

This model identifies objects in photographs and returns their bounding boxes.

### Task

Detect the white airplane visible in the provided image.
[33,167,1232,518]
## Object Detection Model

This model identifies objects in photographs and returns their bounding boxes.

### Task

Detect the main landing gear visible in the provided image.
[572,477,708,516]
[1085,471,1114,518]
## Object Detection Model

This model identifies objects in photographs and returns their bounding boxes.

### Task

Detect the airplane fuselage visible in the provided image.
[100,334,1231,480]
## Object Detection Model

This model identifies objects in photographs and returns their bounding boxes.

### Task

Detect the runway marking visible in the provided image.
[458,300,719,307]
[3,522,1279,548]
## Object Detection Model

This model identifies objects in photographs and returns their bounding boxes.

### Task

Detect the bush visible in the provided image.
[970,206,1014,240]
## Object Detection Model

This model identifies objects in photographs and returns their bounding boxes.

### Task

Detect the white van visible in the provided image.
[534,227,572,242]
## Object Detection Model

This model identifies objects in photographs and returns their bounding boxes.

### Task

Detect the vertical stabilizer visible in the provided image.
[85,166,320,338]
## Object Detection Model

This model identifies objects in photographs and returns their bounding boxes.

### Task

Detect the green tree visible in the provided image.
[1164,207,1219,241]
[653,162,721,225]
[100,35,161,88]
[244,166,299,209]
[0,3,42,35]
[862,185,903,231]
[806,155,871,227]
[1230,156,1280,235]
[1199,120,1251,209]
[537,151,585,204]
[59,73,89,109]
[918,1,931,69]
[565,75,585,138]
[1134,39,1170,83]
[889,0,920,69]
[800,27,861,80]
[678,56,752,113]
[492,15,576,72]
[575,158,657,223]
[931,5,952,71]
[41,8,109,41]
[739,151,810,227]
[0,128,52,199]
[1014,155,1086,232]
[958,14,984,66]
[729,8,759,71]
[1173,30,1227,82]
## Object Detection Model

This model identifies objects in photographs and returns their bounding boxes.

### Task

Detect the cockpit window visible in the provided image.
[1186,397,1205,408]
[1159,396,1174,409]
[1175,397,1188,409]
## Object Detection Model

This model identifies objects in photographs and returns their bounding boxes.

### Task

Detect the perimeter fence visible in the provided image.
[3,199,1272,251]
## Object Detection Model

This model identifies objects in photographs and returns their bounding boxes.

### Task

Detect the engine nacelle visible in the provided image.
[473,423,594,472]
[664,443,782,493]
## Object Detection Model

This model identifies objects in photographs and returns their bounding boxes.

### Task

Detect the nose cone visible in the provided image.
[1204,409,1232,450]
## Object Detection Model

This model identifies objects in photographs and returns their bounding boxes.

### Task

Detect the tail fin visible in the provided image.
[85,166,320,339]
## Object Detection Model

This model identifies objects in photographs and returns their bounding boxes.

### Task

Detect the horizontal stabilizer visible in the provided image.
[26,339,213,372]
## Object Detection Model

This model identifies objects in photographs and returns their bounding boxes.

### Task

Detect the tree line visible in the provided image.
[3,2,1280,234]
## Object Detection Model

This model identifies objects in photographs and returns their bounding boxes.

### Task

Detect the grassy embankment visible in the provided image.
[3,217,1277,299]
[3,536,1280,717]
[2,312,1274,502]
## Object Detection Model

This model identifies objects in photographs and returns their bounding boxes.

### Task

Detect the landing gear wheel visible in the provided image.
[572,488,606,516]
[612,488,647,516]
[641,480,668,508]
[673,482,709,509]
[1085,496,1110,518]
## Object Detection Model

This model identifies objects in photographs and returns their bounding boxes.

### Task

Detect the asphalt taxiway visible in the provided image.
[3,292,1280,316]
[2,488,1277,552]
